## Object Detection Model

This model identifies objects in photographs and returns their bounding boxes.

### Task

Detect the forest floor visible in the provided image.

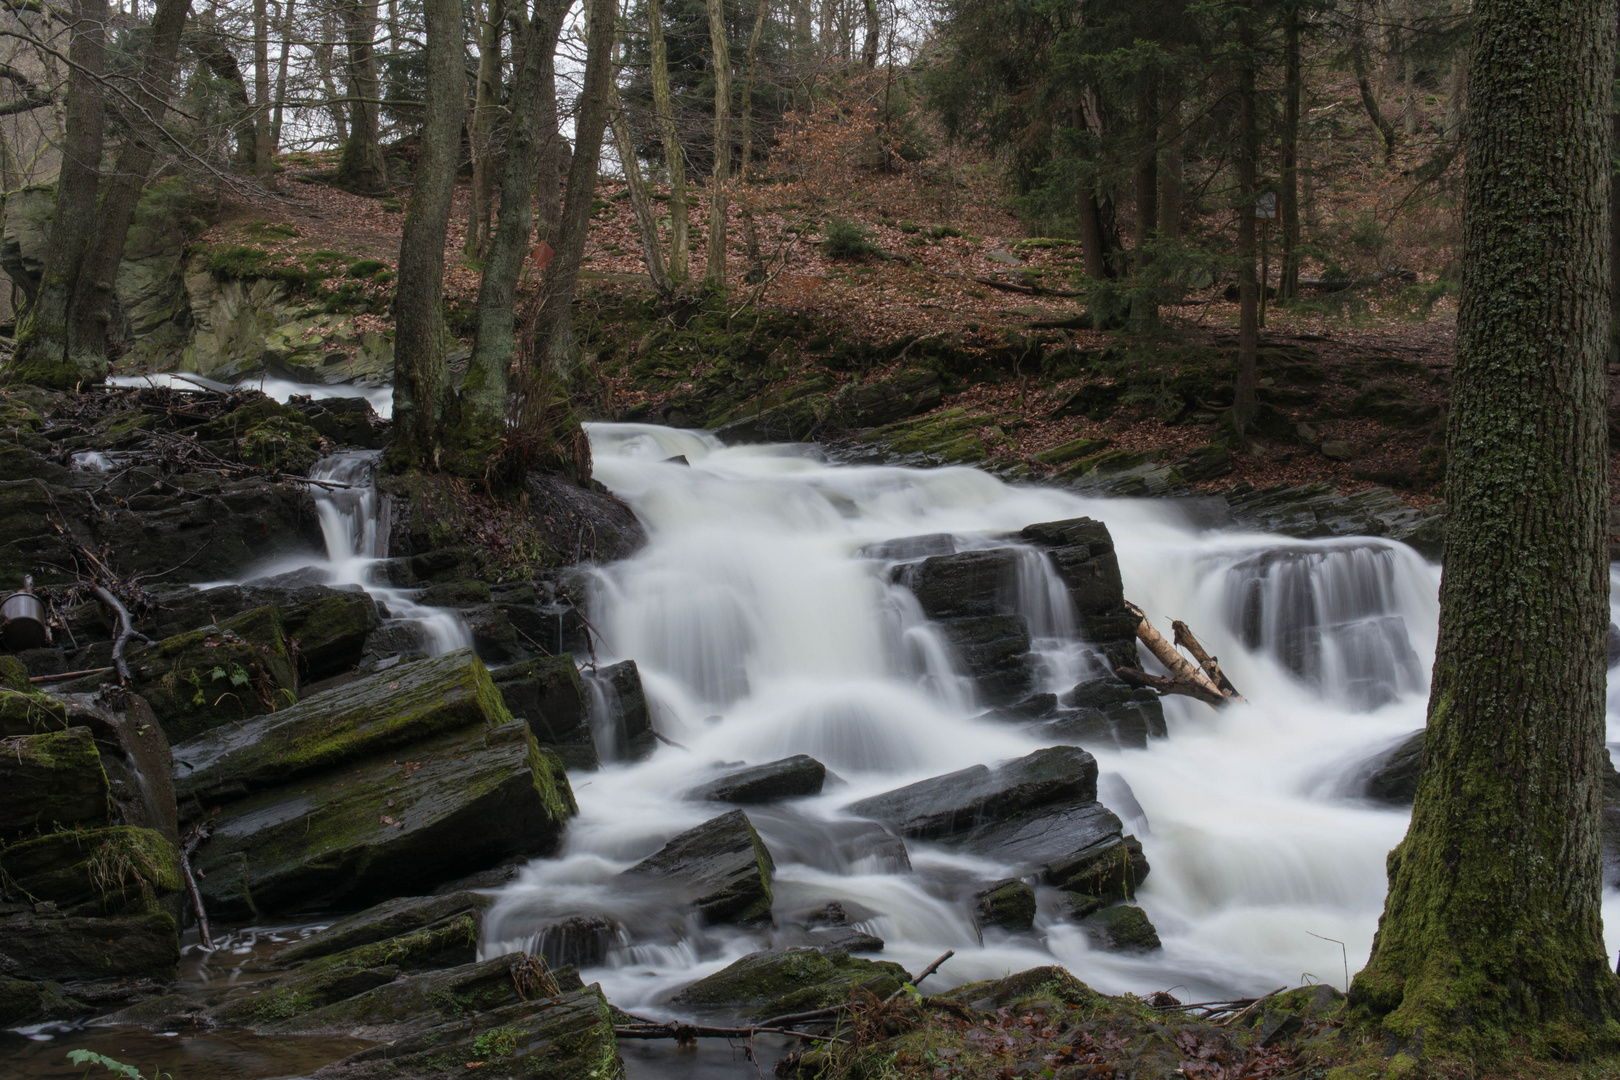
[180,100,1620,507]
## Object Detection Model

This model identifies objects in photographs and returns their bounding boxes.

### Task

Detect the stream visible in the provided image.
[9,391,1620,1079]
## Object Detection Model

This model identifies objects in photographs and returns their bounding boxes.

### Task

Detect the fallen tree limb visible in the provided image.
[613,1021,849,1044]
[90,585,148,685]
[29,667,114,684]
[179,822,214,949]
[1119,602,1243,708]
[1171,620,1245,702]
[1298,267,1416,293]
[1115,666,1230,708]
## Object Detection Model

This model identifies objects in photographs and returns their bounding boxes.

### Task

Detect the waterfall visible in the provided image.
[480,423,1528,1011]
[306,451,473,656]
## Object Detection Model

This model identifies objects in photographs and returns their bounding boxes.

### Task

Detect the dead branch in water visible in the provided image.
[1117,601,1244,707]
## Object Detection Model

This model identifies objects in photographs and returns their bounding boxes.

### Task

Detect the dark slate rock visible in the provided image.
[591,659,657,763]
[622,809,776,925]
[0,910,178,981]
[1040,680,1166,749]
[975,879,1036,932]
[0,726,110,841]
[898,548,1019,620]
[530,914,619,969]
[1362,730,1424,804]
[689,755,827,804]
[1225,483,1444,559]
[1016,517,1137,670]
[671,947,909,1021]
[142,585,378,684]
[856,533,957,561]
[285,395,386,450]
[845,746,1097,840]
[1080,904,1161,951]
[492,654,595,770]
[274,892,492,968]
[807,926,885,952]
[936,614,1034,706]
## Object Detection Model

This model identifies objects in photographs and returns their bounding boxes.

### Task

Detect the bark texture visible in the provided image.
[1279,1,1301,300]
[1233,10,1259,436]
[387,0,462,470]
[648,0,688,281]
[703,0,733,287]
[1350,0,1620,1052]
[337,0,388,193]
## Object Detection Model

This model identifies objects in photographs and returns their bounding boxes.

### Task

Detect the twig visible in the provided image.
[91,585,147,684]
[613,1022,849,1044]
[649,729,689,751]
[882,949,955,1004]
[1306,931,1350,992]
[1216,985,1287,1028]
[179,822,214,950]
[28,667,114,683]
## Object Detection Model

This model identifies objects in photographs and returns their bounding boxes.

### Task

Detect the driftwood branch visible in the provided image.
[1171,620,1245,702]
[179,822,214,949]
[1117,602,1243,708]
[90,585,147,684]
[29,667,114,683]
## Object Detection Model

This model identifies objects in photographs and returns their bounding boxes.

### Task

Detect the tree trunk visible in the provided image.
[56,0,190,374]
[271,0,297,152]
[464,0,504,256]
[6,0,104,387]
[1279,0,1301,301]
[738,0,768,279]
[1444,0,1469,141]
[703,0,733,288]
[647,0,687,282]
[253,0,272,178]
[609,82,673,294]
[530,0,615,372]
[315,14,349,141]
[1233,8,1259,436]
[1352,1,1398,163]
[860,0,878,68]
[1350,0,1620,1049]
[1130,75,1157,330]
[1159,92,1183,243]
[386,0,462,470]
[192,19,255,168]
[337,0,388,193]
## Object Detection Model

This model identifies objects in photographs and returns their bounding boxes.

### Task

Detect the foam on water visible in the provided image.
[481,421,1601,1016]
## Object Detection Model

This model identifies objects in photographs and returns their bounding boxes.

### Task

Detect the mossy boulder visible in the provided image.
[849,408,1010,468]
[308,982,622,1079]
[264,953,534,1035]
[938,965,1103,1010]
[1054,448,1188,497]
[275,891,492,968]
[296,910,481,977]
[0,826,182,915]
[173,649,516,807]
[974,879,1036,932]
[1080,904,1161,951]
[0,686,70,737]
[0,909,179,980]
[622,809,776,925]
[0,726,111,840]
[213,965,402,1026]
[195,715,574,917]
[1034,437,1110,467]
[0,655,29,691]
[283,592,379,681]
[105,604,298,742]
[671,947,910,1020]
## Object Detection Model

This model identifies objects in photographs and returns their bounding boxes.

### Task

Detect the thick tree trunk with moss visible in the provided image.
[703,0,732,288]
[448,0,569,475]
[1349,0,1620,1053]
[648,0,688,281]
[387,0,462,470]
[337,0,388,194]
[6,0,104,388]
[528,0,615,373]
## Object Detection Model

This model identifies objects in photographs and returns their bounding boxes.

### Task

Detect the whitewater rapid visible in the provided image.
[476,421,1620,1011]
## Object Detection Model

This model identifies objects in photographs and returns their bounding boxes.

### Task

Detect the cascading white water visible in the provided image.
[482,421,1620,1017]
[302,450,473,656]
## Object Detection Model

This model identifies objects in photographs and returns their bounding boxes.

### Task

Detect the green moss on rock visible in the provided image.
[0,726,111,841]
[0,826,182,915]
[672,947,910,1020]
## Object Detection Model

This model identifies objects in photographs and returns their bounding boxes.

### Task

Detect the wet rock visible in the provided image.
[172,648,517,807]
[936,614,1034,705]
[493,654,596,770]
[1053,448,1187,497]
[590,659,657,763]
[526,473,648,563]
[974,879,1036,932]
[1040,679,1166,749]
[1017,518,1138,669]
[1080,904,1161,951]
[671,946,909,1020]
[310,983,620,1080]
[981,693,1059,722]
[283,593,380,681]
[531,914,619,969]
[0,976,85,1027]
[897,548,1018,620]
[274,892,492,968]
[688,755,827,804]
[0,827,182,916]
[845,746,1097,840]
[214,965,405,1027]
[1362,730,1424,804]
[622,809,776,925]
[1225,483,1444,559]
[0,909,179,981]
[417,580,492,607]
[463,603,523,665]
[807,926,885,952]
[944,797,1146,902]
[937,965,1102,1010]
[285,395,386,450]
[846,408,1011,469]
[194,717,575,917]
[0,726,111,840]
[93,604,300,743]
[856,533,957,561]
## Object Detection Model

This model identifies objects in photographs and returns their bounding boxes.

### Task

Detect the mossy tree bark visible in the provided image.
[337,0,388,194]
[1232,6,1259,437]
[386,0,462,470]
[8,0,104,388]
[1349,0,1620,1055]
[449,0,570,475]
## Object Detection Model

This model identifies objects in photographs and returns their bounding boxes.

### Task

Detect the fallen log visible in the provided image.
[1298,267,1417,293]
[1118,602,1244,708]
[179,821,214,950]
[1171,620,1245,702]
